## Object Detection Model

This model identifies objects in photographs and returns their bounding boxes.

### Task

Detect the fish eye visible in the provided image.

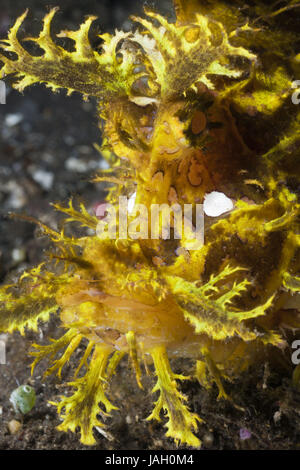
[22,385,32,394]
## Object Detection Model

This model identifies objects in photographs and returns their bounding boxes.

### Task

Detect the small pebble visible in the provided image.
[125,415,132,424]
[4,181,27,209]
[154,439,163,447]
[64,135,75,146]
[273,410,281,424]
[65,157,88,173]
[4,113,23,127]
[11,248,26,265]
[8,419,22,435]
[65,157,105,173]
[78,145,92,155]
[99,159,110,170]
[203,432,214,447]
[31,169,54,190]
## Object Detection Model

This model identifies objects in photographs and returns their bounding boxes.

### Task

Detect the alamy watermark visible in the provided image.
[291,340,300,365]
[0,340,6,364]
[0,80,6,104]
[95,196,204,250]
[292,80,300,105]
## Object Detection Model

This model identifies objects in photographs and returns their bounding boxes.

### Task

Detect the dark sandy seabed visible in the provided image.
[0,0,300,451]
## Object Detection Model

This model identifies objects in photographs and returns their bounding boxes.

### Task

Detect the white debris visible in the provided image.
[273,410,281,425]
[65,157,88,173]
[66,156,109,173]
[4,181,27,209]
[11,247,26,265]
[203,191,234,217]
[31,169,54,190]
[95,426,114,441]
[125,415,132,424]
[4,113,23,127]
[99,159,110,170]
